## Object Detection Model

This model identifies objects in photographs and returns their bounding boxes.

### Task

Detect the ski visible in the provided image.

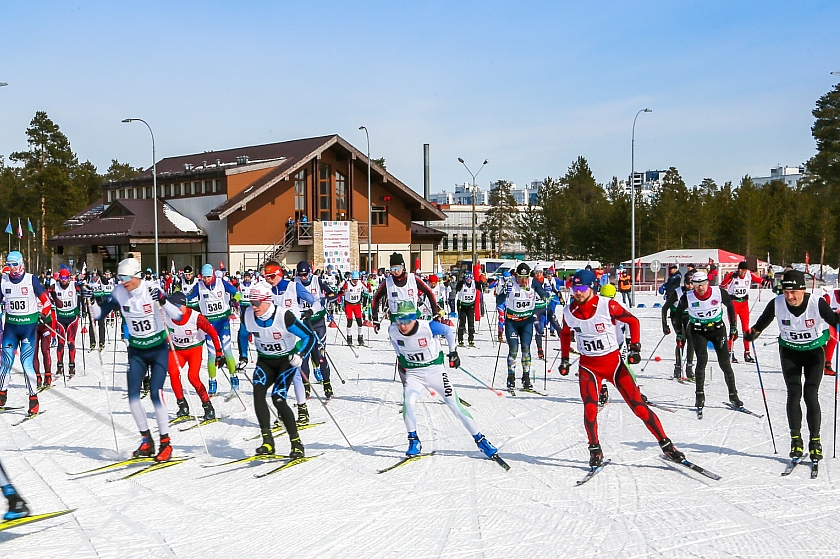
[37,385,54,394]
[377,451,436,474]
[178,416,228,432]
[781,456,808,476]
[0,509,76,532]
[224,392,240,403]
[646,401,677,413]
[507,388,516,397]
[576,459,612,486]
[201,454,289,468]
[242,421,325,441]
[169,415,195,426]
[721,402,764,419]
[521,388,547,397]
[490,453,511,471]
[811,461,820,479]
[108,457,193,481]
[68,457,155,476]
[13,412,45,427]
[458,397,472,408]
[254,454,320,478]
[661,455,721,481]
[0,406,23,413]
[696,407,704,420]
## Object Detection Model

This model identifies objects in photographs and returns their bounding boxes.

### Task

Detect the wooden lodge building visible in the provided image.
[50,135,445,274]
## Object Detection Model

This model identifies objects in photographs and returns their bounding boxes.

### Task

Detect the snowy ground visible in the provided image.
[3,290,840,558]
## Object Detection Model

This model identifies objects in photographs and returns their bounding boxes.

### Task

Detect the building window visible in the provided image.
[204,180,212,194]
[214,179,222,193]
[163,184,170,197]
[107,190,114,203]
[481,233,487,250]
[371,205,388,226]
[193,181,201,195]
[157,185,163,198]
[335,171,347,220]
[462,234,468,251]
[442,235,448,251]
[294,170,306,221]
[146,186,153,198]
[318,163,331,221]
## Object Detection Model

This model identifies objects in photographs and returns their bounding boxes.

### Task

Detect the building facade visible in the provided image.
[751,165,805,187]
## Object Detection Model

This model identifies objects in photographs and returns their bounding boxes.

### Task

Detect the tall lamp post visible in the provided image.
[630,108,652,308]
[122,118,158,273]
[457,158,488,269]
[359,126,371,272]
[0,82,7,87]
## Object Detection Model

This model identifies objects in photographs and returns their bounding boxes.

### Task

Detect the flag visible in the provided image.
[171,260,176,274]
[81,262,87,276]
[27,218,34,235]
[4,219,10,235]
[16,219,22,239]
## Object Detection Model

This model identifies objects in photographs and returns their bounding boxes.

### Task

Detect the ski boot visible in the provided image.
[208,378,218,396]
[175,398,190,419]
[695,391,705,410]
[598,385,609,406]
[141,375,151,397]
[810,437,823,462]
[729,393,744,408]
[458,341,465,348]
[132,430,155,459]
[256,434,274,456]
[790,434,804,459]
[406,431,422,457]
[28,395,39,416]
[202,400,215,421]
[304,379,311,399]
[99,343,105,352]
[521,373,533,390]
[314,367,323,382]
[323,381,334,400]
[685,363,695,382]
[474,433,498,458]
[0,390,6,408]
[155,435,172,463]
[506,373,516,390]
[2,484,29,521]
[660,438,686,463]
[289,437,305,460]
[346,335,354,348]
[469,341,476,348]
[744,352,755,364]
[237,357,248,371]
[537,347,545,360]
[357,335,365,347]
[296,403,310,425]
[68,362,76,379]
[730,352,739,364]
[825,362,836,376]
[673,365,681,380]
[43,373,52,388]
[230,374,240,391]
[588,443,603,468]
[56,362,64,378]
[36,374,43,390]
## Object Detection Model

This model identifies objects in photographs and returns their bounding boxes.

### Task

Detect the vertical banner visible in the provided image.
[322,221,352,271]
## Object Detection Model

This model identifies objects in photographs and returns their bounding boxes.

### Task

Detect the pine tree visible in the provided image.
[480,180,519,257]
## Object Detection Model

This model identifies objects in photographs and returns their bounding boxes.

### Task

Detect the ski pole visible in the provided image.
[640,333,668,372]
[335,322,358,358]
[751,341,777,454]
[544,324,548,390]
[834,331,839,459]
[457,366,503,396]
[80,317,86,375]
[323,350,346,384]
[94,348,120,454]
[298,366,356,452]
[491,334,503,388]
[548,349,561,373]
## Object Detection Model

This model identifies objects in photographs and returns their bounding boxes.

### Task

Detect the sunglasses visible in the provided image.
[390,266,403,273]
[571,285,590,293]
[264,272,281,280]
[118,274,134,283]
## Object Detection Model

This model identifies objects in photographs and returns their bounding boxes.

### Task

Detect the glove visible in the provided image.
[80,285,93,300]
[437,309,445,318]
[729,330,739,342]
[744,328,760,342]
[373,322,381,334]
[448,351,460,368]
[289,354,303,369]
[38,313,50,326]
[627,342,642,365]
[559,357,571,376]
[676,334,685,349]
[215,352,224,369]
[663,324,671,336]
[302,309,313,322]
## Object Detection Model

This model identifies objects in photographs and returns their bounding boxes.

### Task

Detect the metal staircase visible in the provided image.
[256,222,313,269]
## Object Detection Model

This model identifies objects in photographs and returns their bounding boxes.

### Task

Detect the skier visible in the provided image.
[494,270,512,343]
[822,287,840,376]
[294,261,338,398]
[371,253,440,331]
[85,270,107,351]
[0,251,53,414]
[185,264,240,395]
[32,296,54,389]
[338,271,369,347]
[454,272,478,347]
[745,269,838,462]
[674,271,744,413]
[236,271,255,370]
[0,460,28,521]
[531,266,553,359]
[89,257,182,462]
[388,301,502,461]
[720,261,763,363]
[50,266,82,380]
[661,271,696,380]
[243,282,316,457]
[558,269,685,467]
[163,291,220,421]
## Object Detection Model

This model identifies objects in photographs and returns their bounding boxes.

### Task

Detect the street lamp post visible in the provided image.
[0,82,8,87]
[457,158,488,270]
[630,108,652,308]
[359,126,371,273]
[122,118,158,273]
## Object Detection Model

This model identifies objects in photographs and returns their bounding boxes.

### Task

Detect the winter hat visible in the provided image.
[738,261,749,270]
[692,271,708,283]
[781,269,806,290]
[201,264,214,277]
[571,269,597,290]
[169,292,187,307]
[389,252,405,267]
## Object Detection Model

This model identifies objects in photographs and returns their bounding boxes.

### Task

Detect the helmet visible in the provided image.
[169,292,187,307]
[117,258,142,279]
[502,270,511,278]
[464,272,473,280]
[58,266,70,280]
[515,263,531,277]
[351,271,360,280]
[249,282,274,305]
[296,261,312,275]
[201,264,214,277]
[599,283,617,298]
[571,269,597,290]
[392,300,418,323]
[691,271,708,283]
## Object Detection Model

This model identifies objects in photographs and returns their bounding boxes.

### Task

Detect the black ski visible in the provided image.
[254,454,320,478]
[107,457,193,481]
[646,401,677,413]
[811,460,820,479]
[37,385,54,394]
[490,453,511,471]
[721,401,764,419]
[377,451,436,474]
[661,455,721,480]
[781,456,807,476]
[201,454,288,468]
[0,406,23,413]
[68,457,155,476]
[696,407,704,420]
[575,459,611,486]
[458,397,472,408]
[507,388,516,397]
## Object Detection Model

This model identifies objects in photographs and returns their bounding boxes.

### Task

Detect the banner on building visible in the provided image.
[322,221,352,270]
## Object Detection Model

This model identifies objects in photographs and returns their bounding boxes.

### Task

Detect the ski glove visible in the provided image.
[302,309,314,322]
[662,324,671,336]
[743,328,760,342]
[289,354,303,369]
[448,351,460,368]
[148,286,166,304]
[559,357,571,376]
[728,330,739,342]
[627,342,642,365]
[215,352,224,369]
[80,285,93,299]
[373,322,381,334]
[676,334,685,349]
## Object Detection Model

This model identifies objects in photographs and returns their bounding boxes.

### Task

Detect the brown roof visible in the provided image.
[411,222,445,241]
[49,199,205,246]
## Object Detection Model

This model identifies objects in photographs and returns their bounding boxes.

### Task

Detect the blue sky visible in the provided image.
[0,1,838,194]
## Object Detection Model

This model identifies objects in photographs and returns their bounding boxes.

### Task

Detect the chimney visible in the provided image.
[423,144,430,227]
[236,155,249,165]
[216,159,221,167]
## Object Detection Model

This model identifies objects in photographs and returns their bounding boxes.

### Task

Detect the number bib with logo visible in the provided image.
[297,278,326,319]
[244,305,301,358]
[88,278,104,298]
[776,294,828,351]
[505,282,536,320]
[54,281,80,319]
[1,273,40,325]
[166,308,204,349]
[343,282,365,305]
[686,286,724,326]
[459,284,477,305]
[670,286,685,312]
[385,274,419,315]
[727,276,750,301]
[239,282,253,308]
[388,321,445,369]
[197,280,232,322]
[563,295,619,357]
[111,281,168,349]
